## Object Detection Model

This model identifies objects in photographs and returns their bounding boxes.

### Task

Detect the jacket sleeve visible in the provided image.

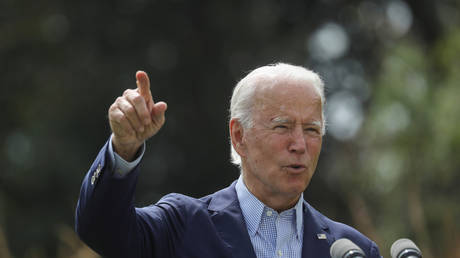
[74,139,172,258]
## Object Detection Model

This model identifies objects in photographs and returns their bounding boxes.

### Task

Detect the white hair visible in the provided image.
[229,62,326,166]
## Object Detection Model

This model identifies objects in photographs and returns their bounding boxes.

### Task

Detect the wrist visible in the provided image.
[111,136,143,162]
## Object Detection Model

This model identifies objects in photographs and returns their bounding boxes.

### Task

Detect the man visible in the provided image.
[75,63,381,257]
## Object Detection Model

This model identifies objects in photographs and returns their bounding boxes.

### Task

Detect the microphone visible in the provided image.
[330,238,367,258]
[390,238,422,258]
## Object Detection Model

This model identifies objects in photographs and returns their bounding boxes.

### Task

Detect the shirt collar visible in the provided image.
[235,175,304,238]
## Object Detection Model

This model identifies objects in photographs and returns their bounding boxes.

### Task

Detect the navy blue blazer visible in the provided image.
[75,141,381,258]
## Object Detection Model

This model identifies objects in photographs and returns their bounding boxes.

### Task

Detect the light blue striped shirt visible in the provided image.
[235,176,304,258]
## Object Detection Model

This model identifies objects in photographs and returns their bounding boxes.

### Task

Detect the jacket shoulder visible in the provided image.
[150,193,209,214]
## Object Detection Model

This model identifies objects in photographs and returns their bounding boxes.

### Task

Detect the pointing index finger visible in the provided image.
[136,70,152,102]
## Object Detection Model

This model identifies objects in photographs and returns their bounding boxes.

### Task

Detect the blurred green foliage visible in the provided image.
[1,0,459,257]
[362,30,460,256]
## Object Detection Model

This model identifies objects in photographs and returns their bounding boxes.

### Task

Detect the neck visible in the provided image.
[241,173,301,212]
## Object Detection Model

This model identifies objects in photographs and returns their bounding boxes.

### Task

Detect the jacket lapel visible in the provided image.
[208,182,257,258]
[301,201,334,257]
[207,182,336,258]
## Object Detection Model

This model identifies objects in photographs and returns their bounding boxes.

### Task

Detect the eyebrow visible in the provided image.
[271,117,322,127]
[310,120,322,127]
[271,117,291,124]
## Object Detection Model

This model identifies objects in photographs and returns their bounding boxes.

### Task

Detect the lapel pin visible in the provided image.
[317,234,327,239]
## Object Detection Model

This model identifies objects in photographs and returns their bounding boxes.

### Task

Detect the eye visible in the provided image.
[273,125,289,132]
[305,127,320,134]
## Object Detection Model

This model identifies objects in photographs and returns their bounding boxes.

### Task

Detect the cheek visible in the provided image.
[250,134,286,158]
[264,134,289,150]
[307,138,322,156]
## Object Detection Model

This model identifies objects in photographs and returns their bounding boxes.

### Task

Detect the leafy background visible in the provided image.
[1,0,459,257]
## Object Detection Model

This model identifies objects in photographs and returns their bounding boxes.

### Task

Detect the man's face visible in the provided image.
[239,79,323,208]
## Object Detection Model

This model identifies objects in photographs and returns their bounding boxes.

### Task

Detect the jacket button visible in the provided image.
[95,164,102,175]
[91,174,96,185]
[91,163,102,185]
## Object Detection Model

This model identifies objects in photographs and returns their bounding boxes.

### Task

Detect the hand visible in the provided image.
[108,71,167,161]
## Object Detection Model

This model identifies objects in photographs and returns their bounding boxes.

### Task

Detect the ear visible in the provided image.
[229,118,246,158]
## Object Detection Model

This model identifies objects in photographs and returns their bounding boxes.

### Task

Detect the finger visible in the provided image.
[152,101,167,116]
[109,106,135,136]
[150,101,167,127]
[151,101,167,120]
[116,97,145,133]
[124,90,151,126]
[136,71,153,103]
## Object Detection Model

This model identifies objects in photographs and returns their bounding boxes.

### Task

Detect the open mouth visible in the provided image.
[284,164,306,172]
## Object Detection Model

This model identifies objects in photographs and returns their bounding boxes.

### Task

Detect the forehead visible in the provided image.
[251,78,322,117]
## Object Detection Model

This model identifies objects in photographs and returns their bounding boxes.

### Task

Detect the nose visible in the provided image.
[288,126,306,154]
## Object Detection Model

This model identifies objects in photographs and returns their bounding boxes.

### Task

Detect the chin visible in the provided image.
[294,181,311,193]
[282,182,308,195]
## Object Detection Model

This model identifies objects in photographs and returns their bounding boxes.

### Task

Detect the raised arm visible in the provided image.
[75,71,170,258]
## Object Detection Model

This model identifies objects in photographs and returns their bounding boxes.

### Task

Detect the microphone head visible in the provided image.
[390,238,422,258]
[330,238,366,258]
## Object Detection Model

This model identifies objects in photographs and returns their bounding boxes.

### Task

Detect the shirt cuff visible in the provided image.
[108,135,145,178]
